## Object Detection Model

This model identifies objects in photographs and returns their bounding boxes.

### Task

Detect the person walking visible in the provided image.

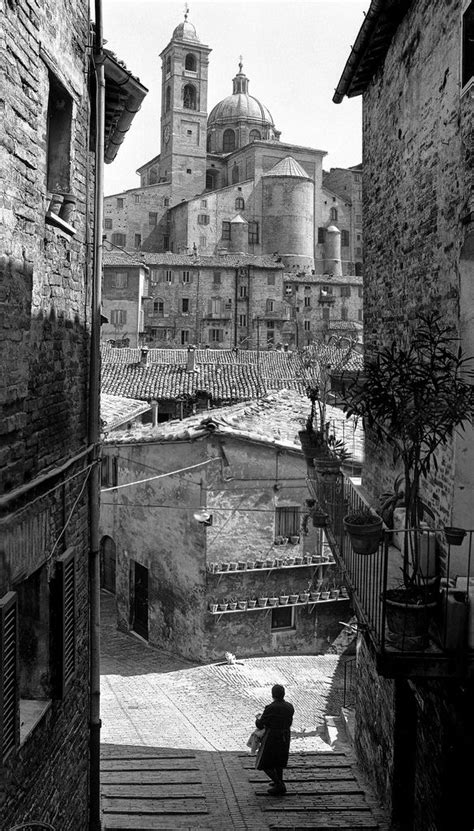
[255,683,294,795]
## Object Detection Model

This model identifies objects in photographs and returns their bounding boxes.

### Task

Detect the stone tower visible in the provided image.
[159,11,211,200]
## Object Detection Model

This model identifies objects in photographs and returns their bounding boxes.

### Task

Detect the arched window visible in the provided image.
[165,86,171,112]
[206,133,211,152]
[185,53,196,71]
[330,207,338,221]
[183,84,197,110]
[249,129,261,142]
[223,128,236,153]
[165,56,171,74]
[231,165,239,184]
[235,197,245,210]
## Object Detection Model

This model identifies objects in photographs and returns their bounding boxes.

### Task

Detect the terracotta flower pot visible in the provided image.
[444,527,466,546]
[343,515,383,555]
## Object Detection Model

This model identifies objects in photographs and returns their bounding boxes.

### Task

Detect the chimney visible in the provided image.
[140,347,149,366]
[151,399,158,427]
[187,345,196,372]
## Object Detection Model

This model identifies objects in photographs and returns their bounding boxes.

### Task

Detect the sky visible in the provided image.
[101,0,369,196]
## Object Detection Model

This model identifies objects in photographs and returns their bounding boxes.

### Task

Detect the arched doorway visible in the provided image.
[100,536,116,593]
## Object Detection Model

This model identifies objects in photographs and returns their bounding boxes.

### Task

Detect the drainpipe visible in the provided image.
[89,1,105,828]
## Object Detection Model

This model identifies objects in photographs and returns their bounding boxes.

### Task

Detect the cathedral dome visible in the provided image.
[207,62,275,132]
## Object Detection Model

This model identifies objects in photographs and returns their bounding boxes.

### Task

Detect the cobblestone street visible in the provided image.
[100,591,388,829]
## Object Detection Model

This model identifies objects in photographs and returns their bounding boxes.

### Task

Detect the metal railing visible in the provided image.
[307,467,474,669]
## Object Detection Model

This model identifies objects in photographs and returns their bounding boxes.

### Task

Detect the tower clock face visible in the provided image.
[164,125,171,144]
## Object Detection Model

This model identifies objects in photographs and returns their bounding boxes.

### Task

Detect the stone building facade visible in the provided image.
[99,394,353,662]
[1,2,145,828]
[103,12,363,287]
[102,251,363,349]
[334,1,474,828]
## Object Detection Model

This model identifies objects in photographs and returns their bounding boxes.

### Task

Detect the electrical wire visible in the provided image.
[1,461,98,526]
[101,456,220,492]
[47,465,94,564]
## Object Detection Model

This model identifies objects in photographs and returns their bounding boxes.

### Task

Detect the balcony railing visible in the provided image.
[307,468,474,678]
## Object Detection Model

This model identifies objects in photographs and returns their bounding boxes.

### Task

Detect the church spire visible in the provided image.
[232,57,249,94]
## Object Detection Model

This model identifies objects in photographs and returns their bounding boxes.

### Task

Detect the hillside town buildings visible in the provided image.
[331,1,474,829]
[102,11,364,348]
[1,1,145,828]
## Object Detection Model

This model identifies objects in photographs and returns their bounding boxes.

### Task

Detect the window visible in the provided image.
[210,329,223,342]
[165,56,171,74]
[462,3,474,88]
[163,235,170,250]
[149,212,158,226]
[213,271,221,284]
[198,214,210,225]
[165,270,173,283]
[206,170,217,190]
[322,307,330,321]
[341,307,348,321]
[182,298,189,314]
[304,320,311,331]
[271,605,294,630]
[110,309,127,325]
[111,232,126,247]
[321,285,333,295]
[163,197,170,207]
[209,298,222,316]
[356,247,362,256]
[275,506,300,538]
[267,274,275,286]
[185,53,197,71]
[232,165,239,184]
[187,168,192,174]
[55,549,76,697]
[235,197,245,210]
[101,455,118,488]
[248,221,259,244]
[46,72,72,193]
[104,218,112,229]
[341,229,350,247]
[200,236,207,249]
[358,286,363,297]
[266,299,275,313]
[355,262,363,276]
[165,86,171,112]
[239,314,247,327]
[223,129,236,153]
[330,207,338,221]
[183,84,197,109]
[304,296,311,308]
[134,194,140,204]
[355,214,362,225]
[181,329,190,344]
[201,200,208,208]
[153,300,164,315]
[1,591,18,761]
[239,285,248,298]
[249,129,261,142]
[116,198,124,209]
[341,285,351,298]
[285,284,293,296]
[182,271,191,283]
[113,271,128,288]
[318,227,326,244]
[358,309,363,321]
[134,233,141,249]
[222,221,231,240]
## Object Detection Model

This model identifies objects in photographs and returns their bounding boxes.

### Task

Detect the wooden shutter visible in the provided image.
[0,591,19,762]
[56,549,76,696]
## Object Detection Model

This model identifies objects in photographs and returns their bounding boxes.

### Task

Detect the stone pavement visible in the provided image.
[100,591,389,829]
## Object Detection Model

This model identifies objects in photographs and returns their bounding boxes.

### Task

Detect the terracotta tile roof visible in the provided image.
[101,394,151,431]
[103,250,284,270]
[104,389,364,465]
[101,346,363,402]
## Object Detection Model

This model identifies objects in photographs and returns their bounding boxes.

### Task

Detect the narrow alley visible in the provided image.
[100,592,388,830]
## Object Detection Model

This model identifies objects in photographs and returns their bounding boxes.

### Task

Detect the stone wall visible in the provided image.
[2,0,93,826]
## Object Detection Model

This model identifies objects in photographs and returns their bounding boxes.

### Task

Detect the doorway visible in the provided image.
[131,561,148,640]
[100,536,116,593]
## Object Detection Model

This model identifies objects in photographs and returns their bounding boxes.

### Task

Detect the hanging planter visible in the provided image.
[444,527,467,546]
[313,456,342,480]
[343,509,384,555]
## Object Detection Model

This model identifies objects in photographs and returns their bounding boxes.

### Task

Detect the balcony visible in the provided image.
[318,291,335,305]
[202,309,233,320]
[261,302,292,321]
[306,469,474,678]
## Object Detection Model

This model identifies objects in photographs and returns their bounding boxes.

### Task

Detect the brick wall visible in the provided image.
[2,0,93,826]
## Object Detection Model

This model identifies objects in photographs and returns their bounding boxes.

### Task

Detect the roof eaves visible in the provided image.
[101,50,148,164]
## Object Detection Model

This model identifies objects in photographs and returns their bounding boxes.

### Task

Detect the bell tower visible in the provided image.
[159,10,211,201]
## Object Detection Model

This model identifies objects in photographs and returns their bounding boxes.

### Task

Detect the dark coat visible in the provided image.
[255,698,294,770]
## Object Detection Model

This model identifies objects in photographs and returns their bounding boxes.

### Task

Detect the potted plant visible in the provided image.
[237,560,247,570]
[309,589,321,602]
[290,535,300,545]
[208,597,218,613]
[343,508,384,555]
[237,599,248,610]
[257,595,268,607]
[227,596,238,611]
[268,595,279,606]
[289,592,299,604]
[279,593,289,605]
[218,599,228,612]
[342,314,474,648]
[220,562,229,572]
[299,590,310,603]
[228,562,238,571]
[444,527,467,546]
[248,598,257,609]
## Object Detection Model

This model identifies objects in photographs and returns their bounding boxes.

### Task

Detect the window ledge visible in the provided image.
[45,211,76,237]
[20,698,52,743]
